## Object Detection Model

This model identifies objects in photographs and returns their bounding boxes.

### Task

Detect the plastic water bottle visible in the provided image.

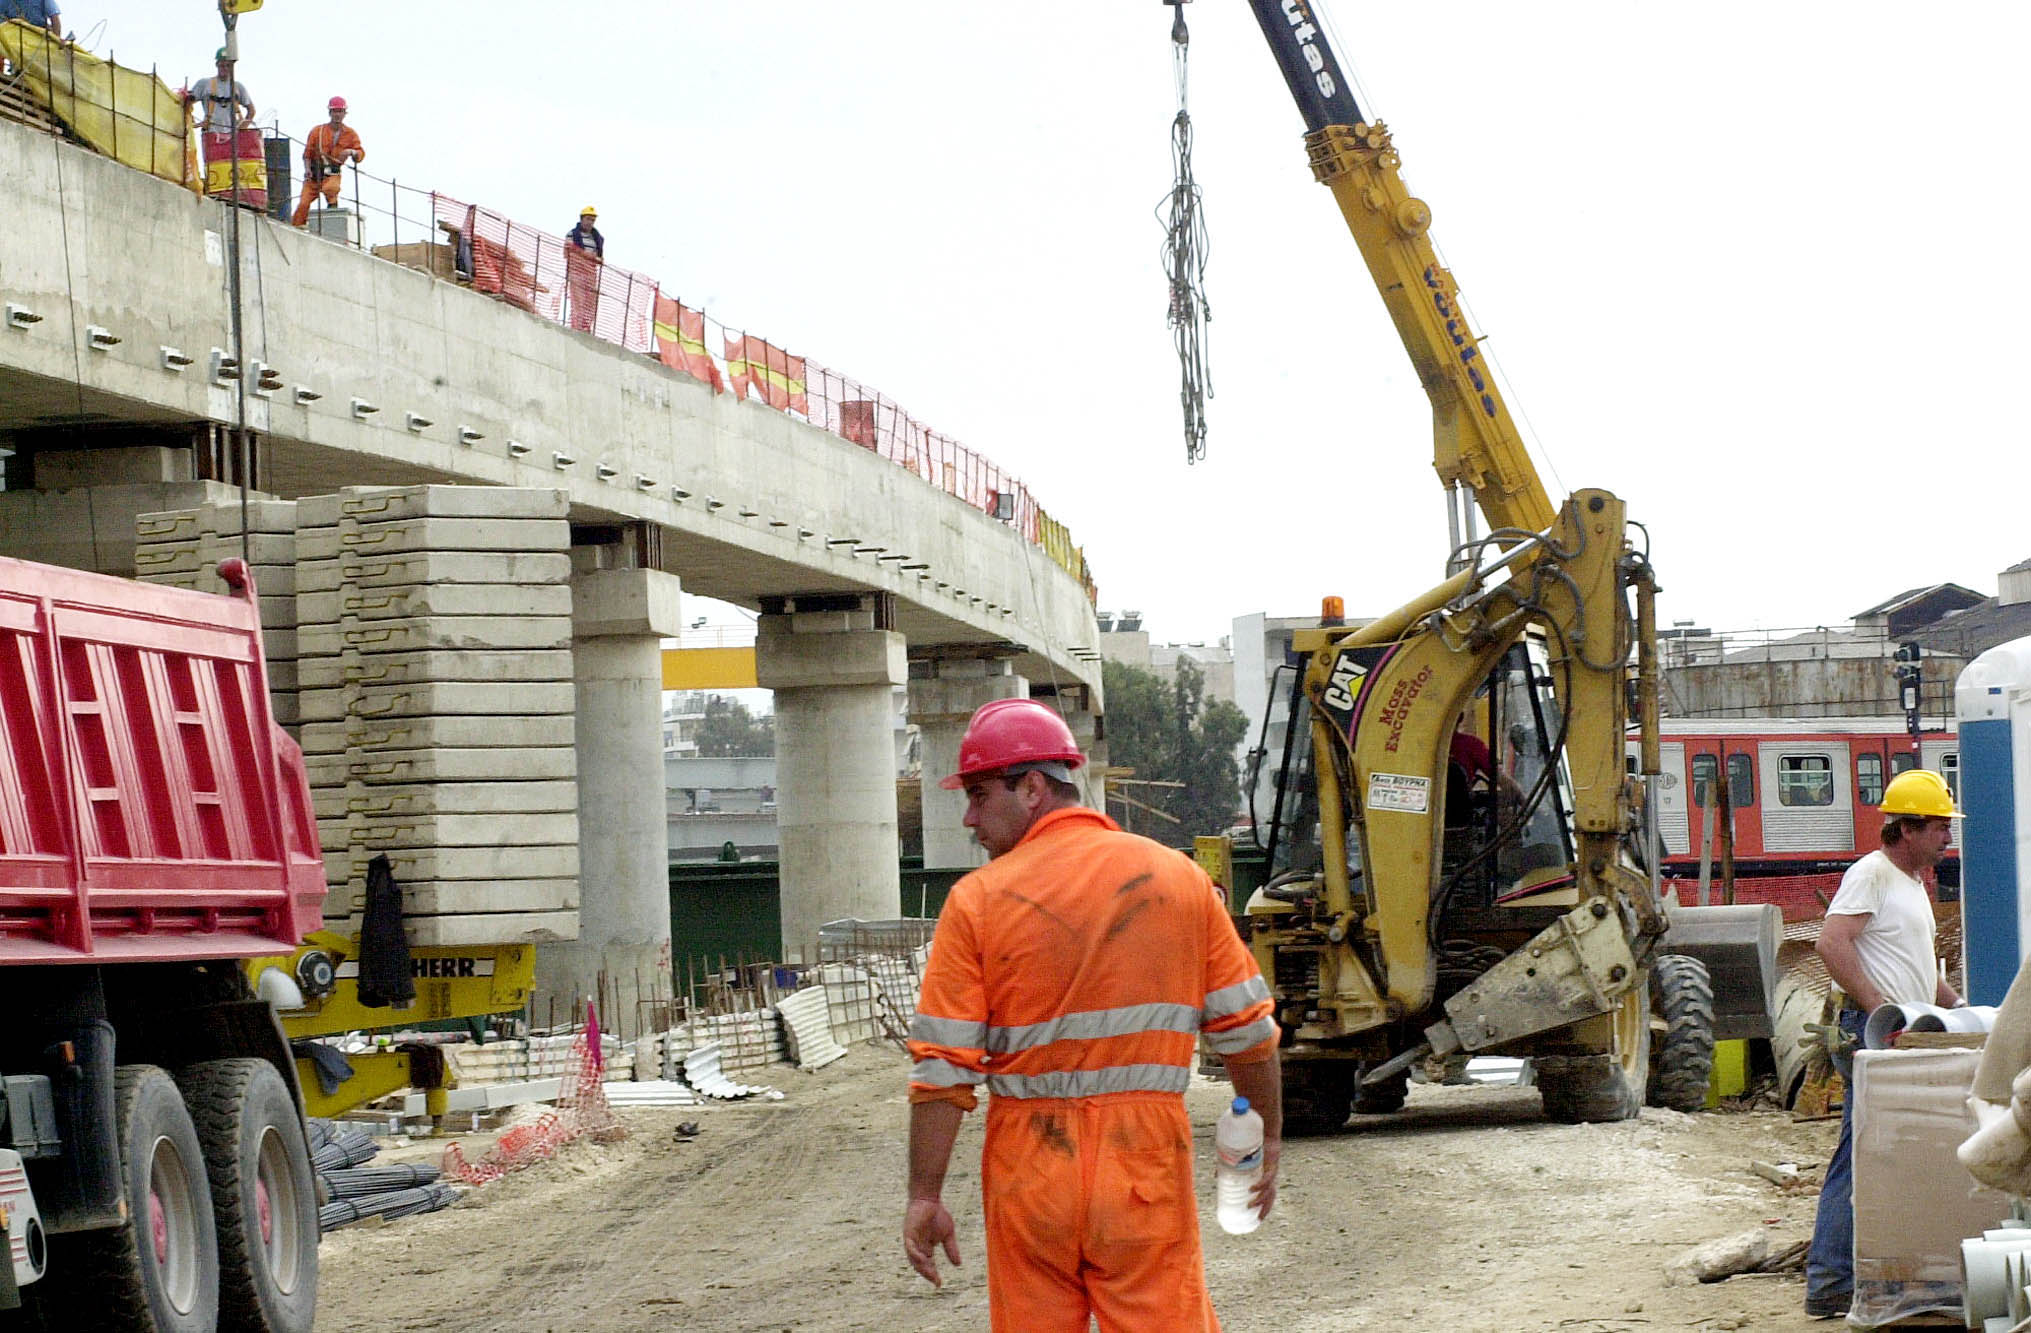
[1215,1096,1264,1235]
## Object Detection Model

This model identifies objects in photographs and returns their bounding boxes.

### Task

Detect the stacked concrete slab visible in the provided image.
[295,486,580,948]
[133,496,303,728]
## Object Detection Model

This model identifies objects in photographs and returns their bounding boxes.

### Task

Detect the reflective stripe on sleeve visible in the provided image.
[1201,975,1270,1021]
[986,1064,1191,1099]
[985,1002,1200,1053]
[912,1058,987,1088]
[909,1014,989,1048]
[1202,1014,1278,1055]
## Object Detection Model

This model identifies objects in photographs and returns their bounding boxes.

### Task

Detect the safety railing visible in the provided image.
[8,58,1098,606]
[261,131,1100,604]
[0,27,192,189]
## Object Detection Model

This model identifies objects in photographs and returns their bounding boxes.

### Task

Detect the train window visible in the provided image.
[1691,753,1719,807]
[1727,753,1754,810]
[1857,753,1885,807]
[1778,754,1835,807]
[1890,751,1918,776]
[1943,752,1960,800]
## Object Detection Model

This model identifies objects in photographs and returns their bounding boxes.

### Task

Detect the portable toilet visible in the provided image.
[1954,635,2031,1004]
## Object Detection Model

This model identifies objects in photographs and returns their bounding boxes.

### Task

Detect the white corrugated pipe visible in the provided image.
[1959,1228,2031,1327]
[1864,1002,2000,1050]
[1962,1065,2031,1196]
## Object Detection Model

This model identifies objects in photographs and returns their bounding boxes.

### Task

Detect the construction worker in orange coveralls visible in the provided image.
[903,698,1282,1332]
[291,97,363,227]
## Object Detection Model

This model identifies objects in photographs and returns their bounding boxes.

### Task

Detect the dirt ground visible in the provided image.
[315,1047,1849,1333]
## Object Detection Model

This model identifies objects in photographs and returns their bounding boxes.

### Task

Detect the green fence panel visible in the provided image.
[668,859,969,966]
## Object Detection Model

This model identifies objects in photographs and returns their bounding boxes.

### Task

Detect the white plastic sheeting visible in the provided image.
[776,987,848,1071]
[683,1042,784,1101]
[602,1080,699,1107]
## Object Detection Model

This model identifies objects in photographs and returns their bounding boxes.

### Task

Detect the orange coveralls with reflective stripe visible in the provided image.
[908,806,1278,1333]
[291,122,364,226]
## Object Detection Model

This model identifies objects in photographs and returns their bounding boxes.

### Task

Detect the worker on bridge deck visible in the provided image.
[0,0,61,38]
[903,698,1282,1332]
[292,96,364,228]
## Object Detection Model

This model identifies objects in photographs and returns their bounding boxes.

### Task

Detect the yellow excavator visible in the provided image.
[1227,0,1764,1131]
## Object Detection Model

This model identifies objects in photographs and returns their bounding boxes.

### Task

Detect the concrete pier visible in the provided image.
[757,602,907,959]
[535,565,684,1035]
[909,659,1027,870]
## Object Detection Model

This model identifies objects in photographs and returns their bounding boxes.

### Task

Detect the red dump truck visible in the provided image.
[0,555,325,1332]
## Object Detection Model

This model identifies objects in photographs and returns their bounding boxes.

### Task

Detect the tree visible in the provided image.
[1100,657,1248,842]
[695,694,775,757]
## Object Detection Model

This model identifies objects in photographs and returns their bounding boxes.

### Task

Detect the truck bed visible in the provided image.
[0,556,325,962]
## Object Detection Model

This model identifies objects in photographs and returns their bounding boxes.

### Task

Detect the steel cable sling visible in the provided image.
[1161,1,1213,463]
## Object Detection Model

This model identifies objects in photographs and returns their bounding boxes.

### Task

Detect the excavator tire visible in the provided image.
[1646,953,1717,1112]
[1281,1062,1354,1136]
[1351,1064,1409,1115]
[1536,984,1650,1124]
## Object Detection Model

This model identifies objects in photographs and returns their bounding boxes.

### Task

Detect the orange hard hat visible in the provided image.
[940,699,1084,790]
[328,96,347,111]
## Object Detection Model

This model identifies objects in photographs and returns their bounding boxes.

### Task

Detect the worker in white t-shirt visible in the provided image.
[1805,768,1963,1319]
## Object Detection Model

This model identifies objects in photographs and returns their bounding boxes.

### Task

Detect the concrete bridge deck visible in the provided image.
[0,115,1104,1019]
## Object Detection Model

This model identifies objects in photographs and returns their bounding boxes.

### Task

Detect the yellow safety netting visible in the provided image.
[0,20,196,190]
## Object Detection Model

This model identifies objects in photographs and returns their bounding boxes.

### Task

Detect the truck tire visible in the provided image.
[1351,1063,1408,1114]
[1281,1061,1354,1136]
[1537,985,1649,1124]
[45,1065,218,1332]
[177,1059,319,1333]
[1646,954,1717,1112]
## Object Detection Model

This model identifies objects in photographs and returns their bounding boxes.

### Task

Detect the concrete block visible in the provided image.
[312,781,579,821]
[294,518,570,561]
[297,680,577,723]
[571,567,683,639]
[260,627,300,663]
[377,878,579,915]
[304,746,576,788]
[299,713,577,754]
[296,651,573,691]
[269,694,301,726]
[136,498,297,536]
[297,583,572,624]
[756,622,907,690]
[296,485,569,526]
[322,843,579,885]
[294,550,572,594]
[339,811,580,849]
[133,543,202,577]
[401,911,579,948]
[298,616,574,657]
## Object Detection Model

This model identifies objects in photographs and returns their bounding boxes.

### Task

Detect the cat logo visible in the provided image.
[1321,653,1368,713]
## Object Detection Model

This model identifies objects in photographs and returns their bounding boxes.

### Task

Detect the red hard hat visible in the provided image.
[328,96,348,111]
[940,699,1085,790]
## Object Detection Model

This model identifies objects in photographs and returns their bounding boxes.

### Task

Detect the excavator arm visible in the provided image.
[1244,0,1553,539]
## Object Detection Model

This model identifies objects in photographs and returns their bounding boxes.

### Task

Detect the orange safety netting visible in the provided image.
[432,194,656,354]
[424,193,1094,602]
[440,1022,625,1188]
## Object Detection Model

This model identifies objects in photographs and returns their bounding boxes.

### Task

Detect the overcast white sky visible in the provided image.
[80,2,2031,647]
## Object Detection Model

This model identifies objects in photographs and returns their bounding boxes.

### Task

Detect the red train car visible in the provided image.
[1629,718,1959,922]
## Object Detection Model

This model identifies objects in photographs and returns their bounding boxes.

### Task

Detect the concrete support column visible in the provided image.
[1055,691,1108,811]
[908,659,1026,871]
[757,608,907,960]
[536,566,682,1038]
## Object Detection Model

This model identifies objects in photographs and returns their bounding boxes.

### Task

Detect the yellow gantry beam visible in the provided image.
[662,647,758,690]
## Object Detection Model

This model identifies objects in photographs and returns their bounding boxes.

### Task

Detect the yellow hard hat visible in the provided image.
[580,205,597,217]
[1879,768,1962,819]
